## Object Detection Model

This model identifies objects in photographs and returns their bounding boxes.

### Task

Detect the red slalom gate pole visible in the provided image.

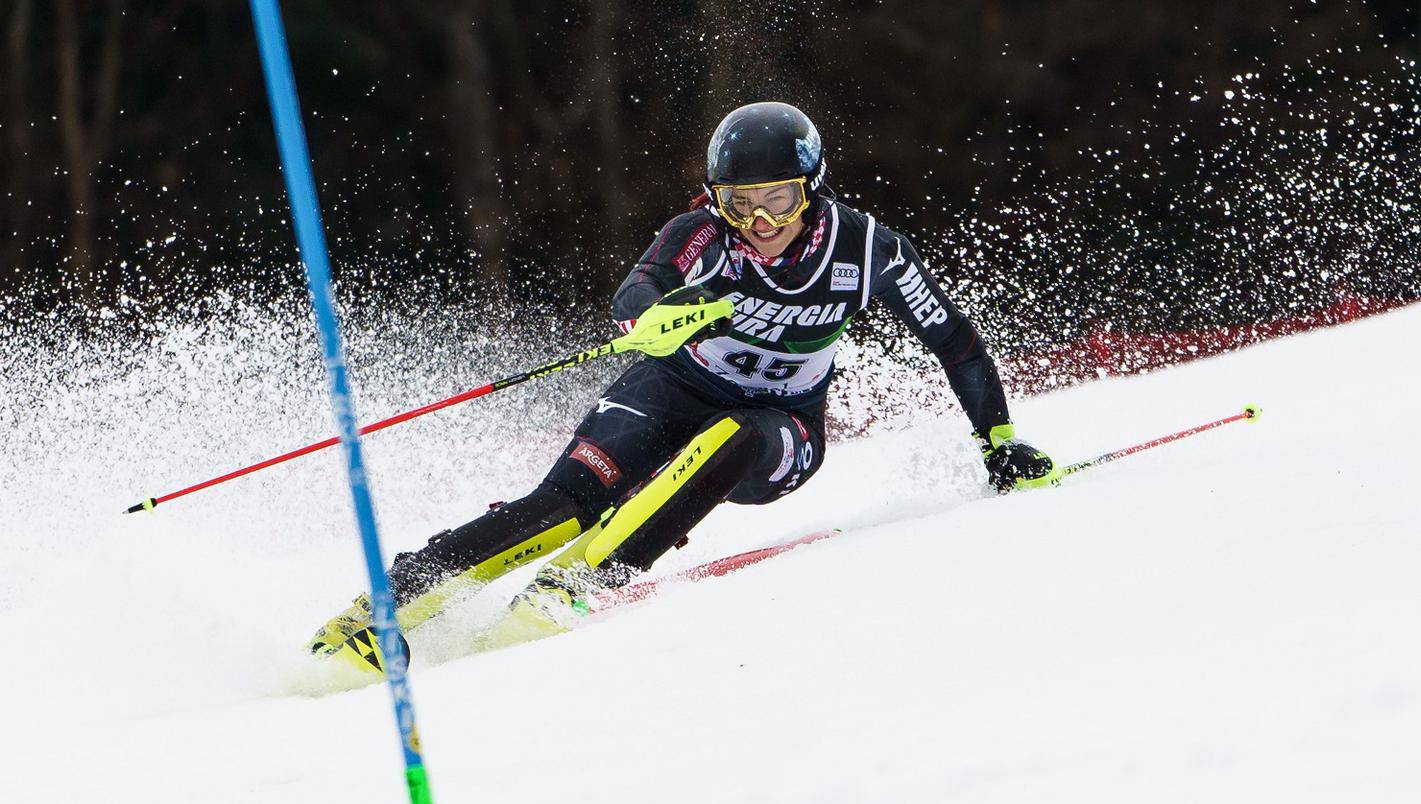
[1056,403,1262,482]
[123,338,626,513]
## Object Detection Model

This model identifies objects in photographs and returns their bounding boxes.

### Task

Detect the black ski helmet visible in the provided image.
[706,102,827,193]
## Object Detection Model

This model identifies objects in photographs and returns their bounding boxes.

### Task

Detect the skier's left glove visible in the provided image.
[976,423,1059,493]
[616,286,735,357]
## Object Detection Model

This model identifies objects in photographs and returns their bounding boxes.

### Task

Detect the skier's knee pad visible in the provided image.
[725,409,824,505]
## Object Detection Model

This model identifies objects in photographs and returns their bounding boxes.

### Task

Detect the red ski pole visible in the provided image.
[1055,403,1262,482]
[122,340,620,513]
[123,297,734,514]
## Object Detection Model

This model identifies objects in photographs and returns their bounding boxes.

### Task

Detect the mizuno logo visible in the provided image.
[596,398,647,417]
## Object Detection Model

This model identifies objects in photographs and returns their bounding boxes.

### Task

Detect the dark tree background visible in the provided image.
[3,0,1420,349]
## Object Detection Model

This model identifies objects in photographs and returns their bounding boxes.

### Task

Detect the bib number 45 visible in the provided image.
[724,350,804,381]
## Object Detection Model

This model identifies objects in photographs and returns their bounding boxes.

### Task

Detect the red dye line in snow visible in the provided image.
[589,529,841,611]
[1005,294,1416,395]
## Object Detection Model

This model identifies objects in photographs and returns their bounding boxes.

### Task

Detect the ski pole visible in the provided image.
[123,301,731,514]
[1055,403,1261,482]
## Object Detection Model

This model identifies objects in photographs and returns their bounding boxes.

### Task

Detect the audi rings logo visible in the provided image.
[830,262,860,291]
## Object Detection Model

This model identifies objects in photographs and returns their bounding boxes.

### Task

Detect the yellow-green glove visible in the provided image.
[976,423,1060,492]
[614,287,735,358]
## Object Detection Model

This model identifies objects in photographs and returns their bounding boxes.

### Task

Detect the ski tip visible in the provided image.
[1242,403,1263,423]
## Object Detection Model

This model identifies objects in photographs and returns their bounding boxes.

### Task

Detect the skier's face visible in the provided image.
[714,179,810,257]
[735,202,806,257]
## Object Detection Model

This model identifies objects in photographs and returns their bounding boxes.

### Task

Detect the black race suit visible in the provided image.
[386,197,1011,607]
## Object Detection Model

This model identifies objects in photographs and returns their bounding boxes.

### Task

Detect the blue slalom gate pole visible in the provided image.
[247,2,433,802]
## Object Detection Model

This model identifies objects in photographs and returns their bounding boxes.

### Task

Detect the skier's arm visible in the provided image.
[612,210,721,329]
[870,228,1057,490]
[869,230,1010,435]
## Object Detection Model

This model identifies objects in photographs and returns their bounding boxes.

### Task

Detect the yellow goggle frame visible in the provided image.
[710,177,811,229]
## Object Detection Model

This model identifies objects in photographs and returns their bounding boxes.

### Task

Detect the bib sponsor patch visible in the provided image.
[830,262,860,291]
[569,440,622,487]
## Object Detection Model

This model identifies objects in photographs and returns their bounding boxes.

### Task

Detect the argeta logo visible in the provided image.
[570,440,622,488]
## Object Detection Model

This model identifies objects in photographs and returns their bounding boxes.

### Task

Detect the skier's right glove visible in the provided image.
[976,423,1059,493]
[616,286,735,357]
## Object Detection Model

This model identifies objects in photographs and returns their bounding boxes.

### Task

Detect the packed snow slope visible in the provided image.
[3,304,1419,803]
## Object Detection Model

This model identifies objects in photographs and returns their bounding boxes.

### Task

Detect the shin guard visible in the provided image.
[540,413,762,587]
[388,488,589,630]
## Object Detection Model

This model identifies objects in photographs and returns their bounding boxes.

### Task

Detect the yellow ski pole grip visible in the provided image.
[614,298,736,357]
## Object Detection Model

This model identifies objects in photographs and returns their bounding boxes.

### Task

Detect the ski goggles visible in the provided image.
[710,177,811,229]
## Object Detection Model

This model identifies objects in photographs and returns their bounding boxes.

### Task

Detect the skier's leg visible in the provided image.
[476,410,775,647]
[476,405,827,649]
[475,407,822,649]
[538,360,711,517]
[304,487,590,656]
[536,406,826,591]
[391,359,705,609]
[386,488,588,622]
[306,361,706,655]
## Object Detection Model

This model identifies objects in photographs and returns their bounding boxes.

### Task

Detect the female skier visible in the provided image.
[309,101,1057,667]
